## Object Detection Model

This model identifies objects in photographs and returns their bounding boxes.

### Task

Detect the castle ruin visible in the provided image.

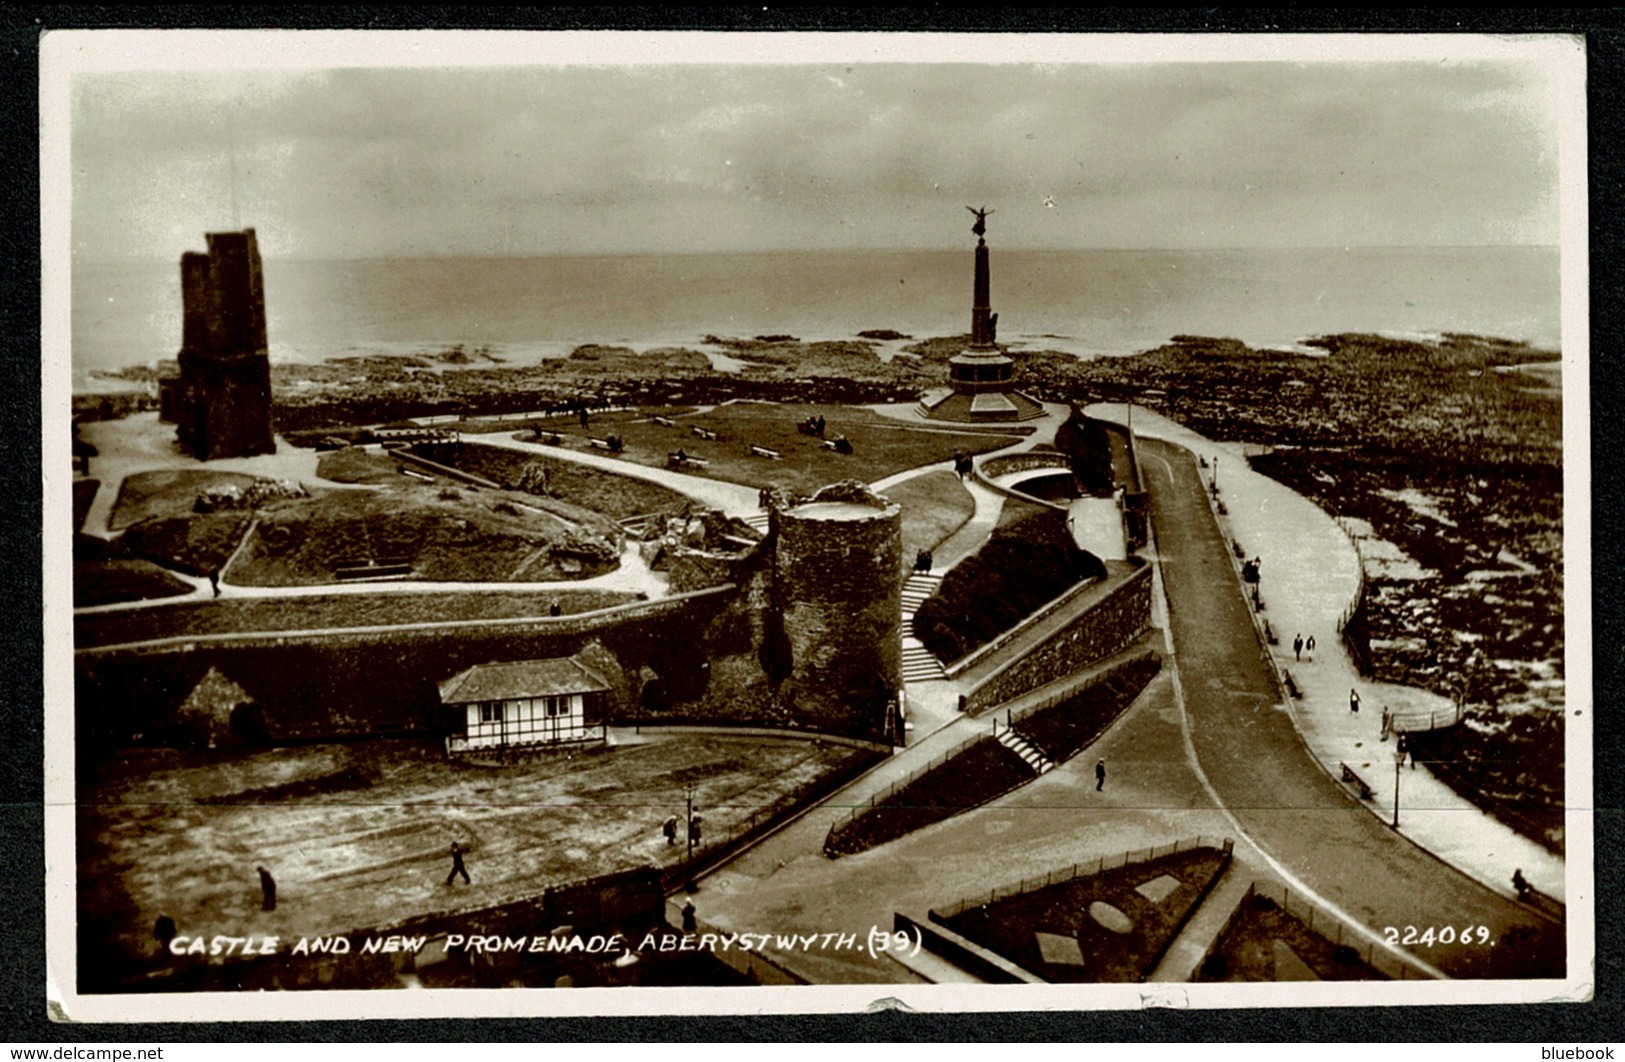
[158,229,275,460]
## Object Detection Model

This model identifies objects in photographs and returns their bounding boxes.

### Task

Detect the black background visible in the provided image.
[4,7,1620,1043]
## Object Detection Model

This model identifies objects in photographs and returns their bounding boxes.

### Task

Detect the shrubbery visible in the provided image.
[912,510,1098,662]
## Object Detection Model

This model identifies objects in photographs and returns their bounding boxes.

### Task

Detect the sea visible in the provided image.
[68,246,1563,392]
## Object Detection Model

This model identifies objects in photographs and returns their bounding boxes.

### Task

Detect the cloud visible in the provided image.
[66,57,1565,259]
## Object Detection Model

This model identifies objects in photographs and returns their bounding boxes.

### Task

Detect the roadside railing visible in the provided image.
[931,836,1234,921]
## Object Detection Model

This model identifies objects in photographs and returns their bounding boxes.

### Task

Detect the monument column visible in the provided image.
[970,237,993,348]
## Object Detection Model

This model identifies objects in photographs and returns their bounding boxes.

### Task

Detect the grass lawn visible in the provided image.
[1194,888,1388,982]
[225,484,616,587]
[825,737,1033,856]
[75,588,642,648]
[73,479,100,532]
[423,441,697,520]
[119,512,252,577]
[315,447,405,485]
[78,734,869,987]
[882,470,976,575]
[942,847,1230,982]
[109,469,263,530]
[74,559,195,608]
[486,403,1025,496]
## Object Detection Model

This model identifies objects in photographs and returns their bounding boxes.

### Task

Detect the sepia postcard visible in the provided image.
[41,29,1593,1022]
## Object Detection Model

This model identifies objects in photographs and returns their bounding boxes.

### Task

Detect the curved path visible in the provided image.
[1091,404,1567,904]
[1139,434,1563,979]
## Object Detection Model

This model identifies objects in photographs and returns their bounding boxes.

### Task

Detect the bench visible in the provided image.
[666,452,710,471]
[748,445,781,460]
[535,431,563,445]
[1282,669,1302,699]
[690,426,719,440]
[821,439,840,451]
[651,416,676,427]
[1339,762,1375,801]
[588,437,623,453]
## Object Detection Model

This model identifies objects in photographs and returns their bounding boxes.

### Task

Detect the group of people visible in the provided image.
[1292,632,1316,662]
[912,548,935,574]
[796,414,828,437]
[662,812,704,847]
[952,451,974,480]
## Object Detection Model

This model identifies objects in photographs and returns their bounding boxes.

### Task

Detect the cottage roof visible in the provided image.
[438,657,611,705]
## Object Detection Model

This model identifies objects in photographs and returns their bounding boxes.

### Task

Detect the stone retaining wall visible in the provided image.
[963,561,1153,715]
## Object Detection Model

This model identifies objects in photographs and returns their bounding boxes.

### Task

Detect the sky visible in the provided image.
[55,33,1579,260]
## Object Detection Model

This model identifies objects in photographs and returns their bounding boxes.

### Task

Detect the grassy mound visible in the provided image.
[108,469,261,530]
[824,738,1033,856]
[419,441,695,520]
[912,509,1096,662]
[227,486,616,587]
[74,559,194,608]
[1015,653,1161,763]
[884,470,977,575]
[120,512,252,577]
[1195,887,1388,982]
[943,847,1230,982]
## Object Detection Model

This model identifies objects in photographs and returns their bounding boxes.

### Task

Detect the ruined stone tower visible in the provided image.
[768,482,902,740]
[158,229,275,460]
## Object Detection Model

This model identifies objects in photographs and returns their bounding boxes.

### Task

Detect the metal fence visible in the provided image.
[659,747,882,893]
[931,836,1234,921]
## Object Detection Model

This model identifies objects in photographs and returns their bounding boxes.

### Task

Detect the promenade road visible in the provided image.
[1139,436,1563,979]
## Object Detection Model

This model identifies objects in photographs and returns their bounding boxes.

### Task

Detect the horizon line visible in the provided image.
[74,242,1563,265]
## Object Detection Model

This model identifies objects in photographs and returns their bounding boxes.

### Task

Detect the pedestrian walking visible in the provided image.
[1397,732,1415,769]
[1380,707,1391,740]
[688,812,703,846]
[209,568,221,598]
[681,899,697,934]
[446,841,471,886]
[1293,634,1303,662]
[257,866,276,911]
[1305,635,1316,661]
[1349,688,1361,714]
[1095,759,1106,792]
[662,815,678,845]
[1512,868,1530,900]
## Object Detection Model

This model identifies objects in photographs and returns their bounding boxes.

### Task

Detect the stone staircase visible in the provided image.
[900,572,947,684]
[996,726,1055,775]
[741,511,771,534]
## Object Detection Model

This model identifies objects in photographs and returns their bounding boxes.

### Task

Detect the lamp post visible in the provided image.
[1391,742,1405,829]
[684,785,700,893]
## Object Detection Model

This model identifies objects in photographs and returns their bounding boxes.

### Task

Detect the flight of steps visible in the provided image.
[996,726,1055,775]
[900,573,947,683]
[741,511,771,534]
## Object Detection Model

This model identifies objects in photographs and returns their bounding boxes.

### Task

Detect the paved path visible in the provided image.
[1091,404,1566,903]
[1138,433,1562,979]
[669,636,1267,985]
[75,533,671,617]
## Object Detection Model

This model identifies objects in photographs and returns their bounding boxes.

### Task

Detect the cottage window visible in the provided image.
[479,703,502,724]
[545,696,569,717]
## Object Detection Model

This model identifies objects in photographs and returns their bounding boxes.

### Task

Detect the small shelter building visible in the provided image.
[440,655,611,754]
